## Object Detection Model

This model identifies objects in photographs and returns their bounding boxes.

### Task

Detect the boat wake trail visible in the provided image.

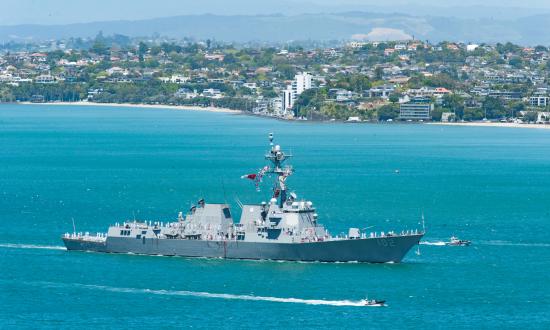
[38,282,371,307]
[0,243,66,251]
[478,240,550,248]
[420,241,446,246]
[420,240,550,247]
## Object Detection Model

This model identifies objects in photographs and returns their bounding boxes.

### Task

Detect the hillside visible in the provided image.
[2,12,550,45]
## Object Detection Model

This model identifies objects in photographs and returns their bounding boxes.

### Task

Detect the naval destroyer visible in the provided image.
[62,134,423,262]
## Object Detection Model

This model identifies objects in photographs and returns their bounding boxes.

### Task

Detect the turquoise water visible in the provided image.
[0,104,549,329]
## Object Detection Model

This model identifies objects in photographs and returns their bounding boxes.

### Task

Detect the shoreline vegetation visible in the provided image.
[7,101,550,129]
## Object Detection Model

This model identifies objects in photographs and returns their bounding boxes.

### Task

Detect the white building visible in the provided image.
[399,98,434,121]
[202,88,223,99]
[292,72,312,96]
[368,84,395,98]
[35,75,56,84]
[281,87,294,115]
[243,82,258,90]
[175,88,198,99]
[279,72,313,117]
[466,44,480,52]
[394,44,407,50]
[270,98,283,114]
[106,67,128,76]
[536,112,550,124]
[333,89,354,102]
[530,96,549,107]
[347,41,367,49]
[169,75,190,84]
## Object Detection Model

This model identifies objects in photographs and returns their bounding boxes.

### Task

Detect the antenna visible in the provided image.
[71,217,76,235]
[221,177,227,203]
[421,211,426,234]
[234,196,243,209]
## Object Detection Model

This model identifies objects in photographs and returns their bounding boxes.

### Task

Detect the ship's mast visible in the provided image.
[265,133,293,207]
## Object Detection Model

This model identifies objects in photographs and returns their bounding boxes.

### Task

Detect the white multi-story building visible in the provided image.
[530,96,549,107]
[399,97,434,121]
[280,72,313,116]
[270,98,283,114]
[281,87,294,115]
[292,72,312,96]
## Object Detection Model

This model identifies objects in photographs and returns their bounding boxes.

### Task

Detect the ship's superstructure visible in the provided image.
[62,134,423,262]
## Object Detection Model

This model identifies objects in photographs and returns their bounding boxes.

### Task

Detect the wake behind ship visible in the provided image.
[62,134,423,263]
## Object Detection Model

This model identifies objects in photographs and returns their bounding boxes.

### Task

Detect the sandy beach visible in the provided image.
[10,102,550,130]
[17,101,242,114]
[428,122,550,130]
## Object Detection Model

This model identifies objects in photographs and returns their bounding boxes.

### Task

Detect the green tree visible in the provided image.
[496,42,521,54]
[275,64,296,80]
[0,87,15,102]
[463,108,484,121]
[431,107,444,121]
[295,89,327,117]
[509,56,523,69]
[374,67,384,81]
[319,103,349,120]
[388,93,400,103]
[442,94,465,119]
[91,41,109,55]
[523,111,538,123]
[509,101,525,118]
[348,74,371,92]
[377,104,399,120]
[138,42,148,62]
[482,97,506,119]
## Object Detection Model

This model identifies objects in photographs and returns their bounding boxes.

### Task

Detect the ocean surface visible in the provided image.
[0,104,549,329]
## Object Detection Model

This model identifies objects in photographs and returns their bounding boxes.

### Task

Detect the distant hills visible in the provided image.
[2,12,550,45]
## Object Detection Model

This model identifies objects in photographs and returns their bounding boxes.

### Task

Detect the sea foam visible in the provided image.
[0,243,66,251]
[37,282,377,307]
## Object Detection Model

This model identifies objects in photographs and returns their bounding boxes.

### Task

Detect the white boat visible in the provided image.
[361,299,386,307]
[446,236,471,246]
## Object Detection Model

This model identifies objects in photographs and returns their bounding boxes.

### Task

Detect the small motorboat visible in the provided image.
[361,299,386,307]
[446,236,471,246]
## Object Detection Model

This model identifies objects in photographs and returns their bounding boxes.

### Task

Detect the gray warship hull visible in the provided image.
[62,134,425,264]
[62,233,422,263]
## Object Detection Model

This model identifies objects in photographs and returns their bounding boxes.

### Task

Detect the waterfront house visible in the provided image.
[175,88,198,99]
[530,96,549,107]
[399,97,434,121]
[35,74,56,84]
[202,88,223,99]
[367,84,395,99]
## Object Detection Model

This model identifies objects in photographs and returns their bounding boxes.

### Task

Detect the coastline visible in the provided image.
[6,102,550,130]
[428,122,550,130]
[15,101,242,114]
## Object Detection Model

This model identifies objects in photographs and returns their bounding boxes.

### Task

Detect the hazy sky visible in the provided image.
[3,0,550,25]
